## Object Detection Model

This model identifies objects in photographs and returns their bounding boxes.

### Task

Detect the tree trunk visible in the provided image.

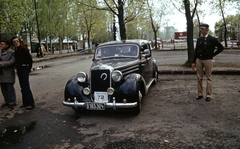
[219,0,228,47]
[87,30,91,49]
[34,0,41,53]
[50,37,53,54]
[118,0,126,40]
[154,31,158,49]
[59,36,62,54]
[223,23,227,47]
[184,0,194,63]
[151,19,158,49]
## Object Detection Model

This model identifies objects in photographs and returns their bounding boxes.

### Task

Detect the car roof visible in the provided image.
[99,39,149,47]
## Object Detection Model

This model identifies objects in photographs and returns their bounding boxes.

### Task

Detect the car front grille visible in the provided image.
[91,69,111,92]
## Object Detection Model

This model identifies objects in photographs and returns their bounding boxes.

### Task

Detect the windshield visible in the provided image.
[95,45,139,60]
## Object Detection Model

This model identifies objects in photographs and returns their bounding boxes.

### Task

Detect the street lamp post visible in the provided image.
[67,18,69,53]
[59,15,63,54]
[34,0,41,54]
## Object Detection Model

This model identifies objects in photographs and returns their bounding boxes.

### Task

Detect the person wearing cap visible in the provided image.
[11,36,35,110]
[191,23,224,101]
[0,39,16,108]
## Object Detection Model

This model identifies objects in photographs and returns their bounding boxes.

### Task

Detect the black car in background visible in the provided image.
[62,39,158,114]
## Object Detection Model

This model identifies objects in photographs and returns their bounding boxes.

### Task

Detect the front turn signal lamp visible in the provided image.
[83,87,90,95]
[107,87,114,95]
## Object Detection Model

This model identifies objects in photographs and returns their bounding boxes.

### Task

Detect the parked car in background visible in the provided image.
[62,39,158,114]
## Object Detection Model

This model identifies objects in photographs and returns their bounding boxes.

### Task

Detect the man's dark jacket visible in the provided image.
[193,35,224,63]
[15,45,33,70]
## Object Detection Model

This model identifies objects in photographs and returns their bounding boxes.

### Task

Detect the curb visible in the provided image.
[32,53,93,71]
[32,52,86,63]
[158,70,240,75]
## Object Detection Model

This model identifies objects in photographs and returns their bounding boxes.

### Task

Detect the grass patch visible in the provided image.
[181,60,192,67]
[158,62,240,68]
[213,63,240,68]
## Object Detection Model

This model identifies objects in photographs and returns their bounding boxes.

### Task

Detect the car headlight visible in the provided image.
[111,70,122,82]
[76,72,87,83]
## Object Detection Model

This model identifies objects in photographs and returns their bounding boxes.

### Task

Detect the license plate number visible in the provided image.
[86,103,105,110]
[94,92,108,103]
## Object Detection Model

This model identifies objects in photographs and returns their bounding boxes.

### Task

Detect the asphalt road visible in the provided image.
[0,50,240,148]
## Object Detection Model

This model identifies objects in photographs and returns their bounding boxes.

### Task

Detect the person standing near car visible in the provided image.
[11,36,35,110]
[0,39,16,108]
[191,24,224,101]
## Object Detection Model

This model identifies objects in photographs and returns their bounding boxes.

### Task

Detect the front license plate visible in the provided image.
[94,92,108,103]
[86,103,105,110]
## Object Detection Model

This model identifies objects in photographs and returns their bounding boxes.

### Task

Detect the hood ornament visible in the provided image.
[100,73,107,80]
[97,59,102,65]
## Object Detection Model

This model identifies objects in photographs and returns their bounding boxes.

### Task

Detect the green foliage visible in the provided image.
[215,14,240,39]
[0,0,29,37]
[126,20,140,39]
[182,60,192,67]
[38,0,70,40]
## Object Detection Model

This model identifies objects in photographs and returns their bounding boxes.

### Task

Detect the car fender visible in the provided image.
[118,73,146,96]
[152,59,158,73]
[64,77,90,102]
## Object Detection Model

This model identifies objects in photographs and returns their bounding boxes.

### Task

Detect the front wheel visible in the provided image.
[153,66,158,84]
[134,91,142,114]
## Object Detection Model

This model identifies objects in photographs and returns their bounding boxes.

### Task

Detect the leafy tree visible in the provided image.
[215,14,240,40]
[73,0,105,48]
[183,0,198,64]
[125,19,139,39]
[0,0,29,38]
[171,0,199,64]
[91,18,112,43]
[210,0,228,47]
[209,0,238,47]
[79,0,145,40]
[38,0,71,53]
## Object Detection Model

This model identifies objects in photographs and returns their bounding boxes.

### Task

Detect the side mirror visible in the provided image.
[141,49,151,57]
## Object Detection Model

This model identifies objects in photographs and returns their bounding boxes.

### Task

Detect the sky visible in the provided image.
[168,13,221,32]
[165,2,238,32]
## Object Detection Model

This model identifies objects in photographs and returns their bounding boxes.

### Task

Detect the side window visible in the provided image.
[141,44,151,57]
[147,43,152,56]
[141,44,149,51]
[140,45,145,52]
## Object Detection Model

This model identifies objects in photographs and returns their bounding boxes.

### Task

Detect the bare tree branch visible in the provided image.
[170,0,185,14]
[191,0,198,18]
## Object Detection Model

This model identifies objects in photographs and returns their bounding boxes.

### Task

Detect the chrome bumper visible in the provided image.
[62,98,137,110]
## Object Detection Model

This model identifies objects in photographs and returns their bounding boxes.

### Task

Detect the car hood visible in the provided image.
[92,58,140,69]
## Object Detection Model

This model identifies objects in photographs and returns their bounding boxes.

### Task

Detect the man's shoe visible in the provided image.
[206,97,211,101]
[20,105,26,108]
[25,105,35,110]
[8,104,16,108]
[1,103,9,107]
[196,96,203,100]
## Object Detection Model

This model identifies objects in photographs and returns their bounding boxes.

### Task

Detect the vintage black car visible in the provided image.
[62,39,158,114]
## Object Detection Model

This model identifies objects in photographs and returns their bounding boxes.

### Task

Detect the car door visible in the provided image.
[140,43,153,85]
